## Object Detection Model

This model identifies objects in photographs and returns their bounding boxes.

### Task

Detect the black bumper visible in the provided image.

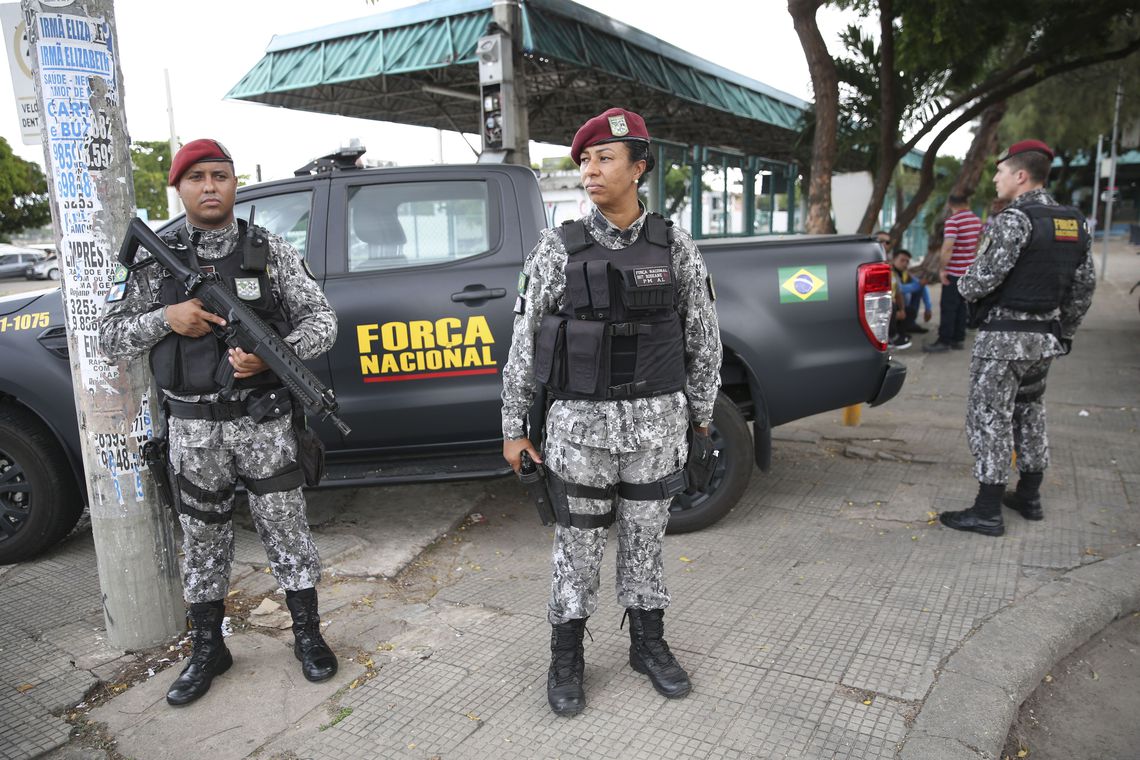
[868,359,907,407]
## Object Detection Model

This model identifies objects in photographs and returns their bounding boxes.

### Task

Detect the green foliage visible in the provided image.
[0,137,49,240]
[663,165,693,217]
[130,140,170,220]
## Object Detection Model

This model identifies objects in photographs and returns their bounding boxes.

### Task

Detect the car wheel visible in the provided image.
[48,268,60,281]
[0,404,83,564]
[666,391,753,534]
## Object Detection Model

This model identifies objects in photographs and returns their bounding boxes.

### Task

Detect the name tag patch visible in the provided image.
[1053,218,1079,242]
[632,266,670,287]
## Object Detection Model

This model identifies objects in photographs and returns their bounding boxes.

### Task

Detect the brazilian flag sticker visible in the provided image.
[779,266,828,303]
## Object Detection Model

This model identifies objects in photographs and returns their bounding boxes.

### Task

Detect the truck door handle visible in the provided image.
[451,286,506,303]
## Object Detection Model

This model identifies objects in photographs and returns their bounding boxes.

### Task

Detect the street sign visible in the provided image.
[0,3,40,144]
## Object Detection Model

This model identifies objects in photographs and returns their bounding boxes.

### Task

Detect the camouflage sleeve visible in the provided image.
[268,235,337,360]
[1060,242,1096,339]
[957,210,1032,302]
[98,259,170,362]
[500,229,564,439]
[672,228,723,427]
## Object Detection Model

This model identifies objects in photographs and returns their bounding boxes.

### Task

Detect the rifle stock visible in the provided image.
[118,218,351,436]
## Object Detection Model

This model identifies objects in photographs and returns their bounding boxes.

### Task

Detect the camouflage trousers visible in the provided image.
[169,413,320,603]
[966,356,1052,485]
[543,397,689,625]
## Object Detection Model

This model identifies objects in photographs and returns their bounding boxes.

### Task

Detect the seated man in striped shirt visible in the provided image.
[924,193,982,352]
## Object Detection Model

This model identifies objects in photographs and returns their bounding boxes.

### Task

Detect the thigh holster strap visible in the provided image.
[619,470,689,501]
[547,471,616,529]
[178,473,234,504]
[242,465,304,496]
[1016,368,1048,403]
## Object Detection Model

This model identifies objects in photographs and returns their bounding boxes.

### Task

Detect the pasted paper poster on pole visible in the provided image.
[0,2,40,143]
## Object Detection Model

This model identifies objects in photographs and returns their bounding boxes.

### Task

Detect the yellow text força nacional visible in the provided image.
[356,316,496,377]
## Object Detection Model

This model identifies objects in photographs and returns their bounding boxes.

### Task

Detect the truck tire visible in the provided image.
[666,392,753,534]
[0,405,83,564]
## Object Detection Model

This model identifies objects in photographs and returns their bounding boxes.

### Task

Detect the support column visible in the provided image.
[689,145,704,239]
[492,0,530,166]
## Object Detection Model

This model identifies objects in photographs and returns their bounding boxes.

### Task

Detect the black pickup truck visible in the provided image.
[0,156,905,563]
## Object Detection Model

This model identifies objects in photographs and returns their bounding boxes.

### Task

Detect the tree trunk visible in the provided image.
[950,101,1007,199]
[789,0,838,234]
[857,0,903,235]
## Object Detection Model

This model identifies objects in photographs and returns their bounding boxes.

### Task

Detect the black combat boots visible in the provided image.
[625,608,692,699]
[547,618,587,716]
[1004,471,1045,520]
[939,483,1006,536]
[166,600,233,706]
[285,588,338,682]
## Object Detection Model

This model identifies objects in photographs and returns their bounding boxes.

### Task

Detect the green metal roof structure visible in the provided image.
[226,0,810,161]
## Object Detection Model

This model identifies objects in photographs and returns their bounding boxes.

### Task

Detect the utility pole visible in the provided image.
[1101,73,1123,281]
[23,0,182,649]
[1090,134,1102,240]
[164,68,182,217]
[476,0,529,166]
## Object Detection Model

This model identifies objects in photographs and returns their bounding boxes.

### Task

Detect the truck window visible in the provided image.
[346,180,490,272]
[234,191,313,259]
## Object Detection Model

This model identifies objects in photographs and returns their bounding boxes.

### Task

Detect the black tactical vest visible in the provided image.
[150,221,290,394]
[994,203,1089,314]
[533,214,687,401]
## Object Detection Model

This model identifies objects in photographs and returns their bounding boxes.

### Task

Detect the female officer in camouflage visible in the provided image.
[99,139,339,706]
[501,108,722,715]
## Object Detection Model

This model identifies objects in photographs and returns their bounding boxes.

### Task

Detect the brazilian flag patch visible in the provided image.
[779,266,828,303]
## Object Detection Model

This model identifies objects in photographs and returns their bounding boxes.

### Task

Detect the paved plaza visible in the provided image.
[1,241,1137,759]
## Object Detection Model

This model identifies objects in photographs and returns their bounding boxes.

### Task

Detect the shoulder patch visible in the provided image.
[513,295,526,314]
[517,271,529,295]
[112,263,130,284]
[105,282,127,303]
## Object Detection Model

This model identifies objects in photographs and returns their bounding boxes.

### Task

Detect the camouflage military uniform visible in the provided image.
[958,188,1095,485]
[501,206,722,624]
[99,222,337,602]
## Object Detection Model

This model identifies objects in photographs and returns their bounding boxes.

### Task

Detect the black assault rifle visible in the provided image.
[118,217,351,436]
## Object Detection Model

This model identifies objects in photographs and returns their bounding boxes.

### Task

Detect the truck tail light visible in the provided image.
[857,262,892,351]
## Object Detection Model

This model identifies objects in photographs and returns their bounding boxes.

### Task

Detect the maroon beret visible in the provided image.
[169,138,233,186]
[997,139,1054,164]
[570,108,650,165]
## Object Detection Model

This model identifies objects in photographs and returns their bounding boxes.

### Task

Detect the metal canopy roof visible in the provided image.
[226,0,810,162]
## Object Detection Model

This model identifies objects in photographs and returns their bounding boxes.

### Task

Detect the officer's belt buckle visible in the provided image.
[608,380,649,398]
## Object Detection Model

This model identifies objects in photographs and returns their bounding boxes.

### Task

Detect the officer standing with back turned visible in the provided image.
[938,140,1095,537]
[99,139,339,705]
[501,108,723,716]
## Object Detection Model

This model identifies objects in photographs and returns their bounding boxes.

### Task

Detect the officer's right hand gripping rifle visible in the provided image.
[117,217,351,436]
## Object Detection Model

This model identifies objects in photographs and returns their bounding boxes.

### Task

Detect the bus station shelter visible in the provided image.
[226,0,810,238]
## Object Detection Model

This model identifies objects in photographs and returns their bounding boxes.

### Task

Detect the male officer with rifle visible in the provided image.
[99,139,339,706]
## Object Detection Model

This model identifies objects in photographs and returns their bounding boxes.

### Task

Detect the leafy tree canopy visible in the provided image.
[0,136,50,240]
[131,140,170,221]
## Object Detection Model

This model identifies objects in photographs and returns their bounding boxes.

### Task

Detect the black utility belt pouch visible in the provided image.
[686,429,718,492]
[246,387,293,423]
[295,424,326,487]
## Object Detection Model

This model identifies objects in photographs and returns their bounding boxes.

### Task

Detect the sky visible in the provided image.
[0,0,972,182]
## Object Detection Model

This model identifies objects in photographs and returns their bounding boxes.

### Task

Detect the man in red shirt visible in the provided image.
[924,193,983,352]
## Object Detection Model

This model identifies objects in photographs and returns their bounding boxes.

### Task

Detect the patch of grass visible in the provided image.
[320,706,353,731]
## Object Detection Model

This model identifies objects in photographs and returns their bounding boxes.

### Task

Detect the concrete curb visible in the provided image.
[898,549,1140,760]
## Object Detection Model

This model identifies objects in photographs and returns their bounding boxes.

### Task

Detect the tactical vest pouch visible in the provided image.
[150,332,225,395]
[631,316,686,391]
[534,315,565,386]
[566,261,593,312]
[618,265,674,311]
[564,319,606,395]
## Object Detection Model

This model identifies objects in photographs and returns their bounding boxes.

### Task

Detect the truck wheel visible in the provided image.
[0,405,82,564]
[666,392,753,534]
